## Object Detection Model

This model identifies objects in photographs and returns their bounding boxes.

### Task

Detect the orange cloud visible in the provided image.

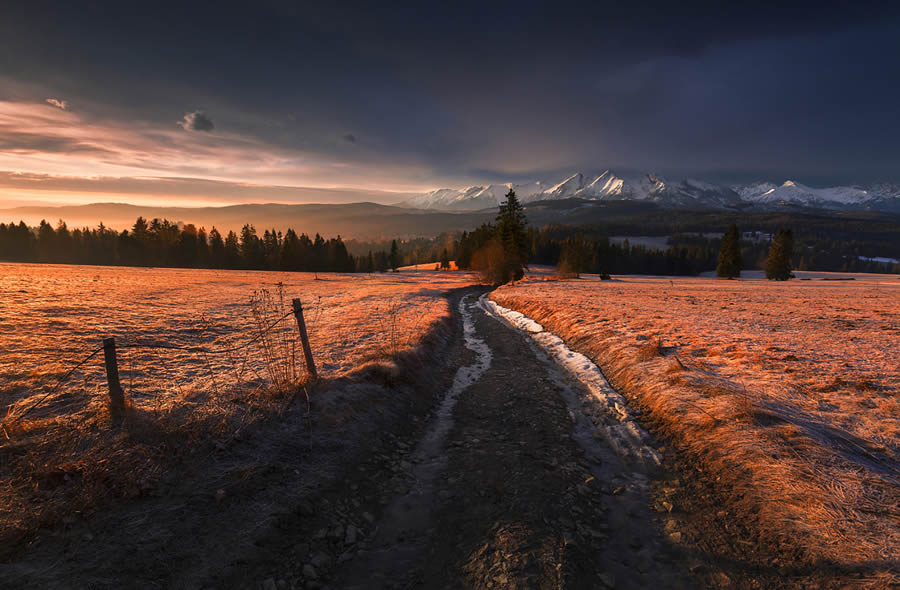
[45,98,70,110]
[0,101,437,207]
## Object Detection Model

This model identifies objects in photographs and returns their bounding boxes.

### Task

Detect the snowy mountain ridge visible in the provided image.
[408,172,900,212]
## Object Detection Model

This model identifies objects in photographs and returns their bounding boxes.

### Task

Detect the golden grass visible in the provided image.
[492,274,899,576]
[0,264,478,547]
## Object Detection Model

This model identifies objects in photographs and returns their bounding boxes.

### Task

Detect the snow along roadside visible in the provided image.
[478,294,661,469]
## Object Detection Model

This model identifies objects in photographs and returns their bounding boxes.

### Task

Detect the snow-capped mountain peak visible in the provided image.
[406,172,900,212]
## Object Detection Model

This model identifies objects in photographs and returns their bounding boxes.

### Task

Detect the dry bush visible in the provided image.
[371,296,430,359]
[472,239,522,285]
[250,284,305,386]
[556,257,581,279]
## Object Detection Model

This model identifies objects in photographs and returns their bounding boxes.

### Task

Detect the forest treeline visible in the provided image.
[0,218,404,272]
[2,214,897,275]
[454,225,900,275]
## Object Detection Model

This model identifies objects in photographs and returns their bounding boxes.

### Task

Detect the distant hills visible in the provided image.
[3,172,900,240]
[0,202,494,240]
[405,171,900,213]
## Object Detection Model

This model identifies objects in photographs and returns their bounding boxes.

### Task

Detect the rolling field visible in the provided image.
[0,263,476,544]
[1,263,476,415]
[493,273,899,579]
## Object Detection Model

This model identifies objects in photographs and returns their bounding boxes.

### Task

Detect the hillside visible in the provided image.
[0,202,493,240]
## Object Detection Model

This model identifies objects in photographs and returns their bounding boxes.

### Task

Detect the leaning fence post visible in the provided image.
[291,298,318,380]
[103,337,125,417]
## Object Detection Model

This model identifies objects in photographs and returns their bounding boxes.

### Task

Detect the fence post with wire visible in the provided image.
[103,337,126,418]
[292,298,317,380]
[5,300,314,429]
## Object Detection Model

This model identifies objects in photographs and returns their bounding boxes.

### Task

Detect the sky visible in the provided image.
[1,1,899,208]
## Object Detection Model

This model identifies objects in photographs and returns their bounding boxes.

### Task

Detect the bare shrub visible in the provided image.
[472,238,522,285]
[249,284,301,387]
[556,257,580,279]
[373,296,428,359]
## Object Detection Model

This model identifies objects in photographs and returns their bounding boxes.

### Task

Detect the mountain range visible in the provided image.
[3,172,899,241]
[406,171,900,213]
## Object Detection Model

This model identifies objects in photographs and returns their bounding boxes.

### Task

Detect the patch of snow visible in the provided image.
[480,295,660,468]
[859,256,899,265]
[741,180,871,206]
[609,236,670,251]
[416,294,492,457]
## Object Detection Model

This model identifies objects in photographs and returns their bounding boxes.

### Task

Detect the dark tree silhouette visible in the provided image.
[716,223,742,278]
[557,235,590,278]
[459,189,530,284]
[0,217,395,275]
[766,228,794,280]
[389,239,401,270]
[495,188,528,281]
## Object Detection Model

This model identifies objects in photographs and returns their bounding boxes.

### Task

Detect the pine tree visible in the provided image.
[312,233,326,279]
[240,224,263,269]
[440,248,451,270]
[716,223,742,278]
[765,228,794,280]
[389,239,401,270]
[208,227,226,268]
[224,230,241,269]
[493,188,528,282]
[280,228,302,271]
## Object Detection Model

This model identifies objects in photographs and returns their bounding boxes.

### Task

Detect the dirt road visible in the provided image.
[234,293,690,589]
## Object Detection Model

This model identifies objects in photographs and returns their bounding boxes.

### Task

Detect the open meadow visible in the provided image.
[493,272,899,580]
[0,263,476,545]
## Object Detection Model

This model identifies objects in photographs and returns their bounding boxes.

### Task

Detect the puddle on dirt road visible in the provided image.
[341,294,491,588]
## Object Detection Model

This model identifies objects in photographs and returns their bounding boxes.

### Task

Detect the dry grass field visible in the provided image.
[493,273,899,580]
[0,263,476,546]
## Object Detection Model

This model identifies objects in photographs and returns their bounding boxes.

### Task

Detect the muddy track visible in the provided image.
[235,294,701,589]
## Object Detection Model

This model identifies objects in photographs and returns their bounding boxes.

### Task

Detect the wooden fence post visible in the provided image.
[291,298,318,380]
[103,337,125,416]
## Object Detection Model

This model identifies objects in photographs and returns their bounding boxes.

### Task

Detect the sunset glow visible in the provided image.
[1,4,898,588]
[0,100,437,208]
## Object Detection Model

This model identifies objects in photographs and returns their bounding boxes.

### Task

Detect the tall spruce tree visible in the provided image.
[765,228,794,280]
[716,223,742,278]
[389,239,401,270]
[494,188,528,281]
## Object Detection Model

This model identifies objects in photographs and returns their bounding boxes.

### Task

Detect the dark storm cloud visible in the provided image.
[178,111,214,132]
[2,0,900,191]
